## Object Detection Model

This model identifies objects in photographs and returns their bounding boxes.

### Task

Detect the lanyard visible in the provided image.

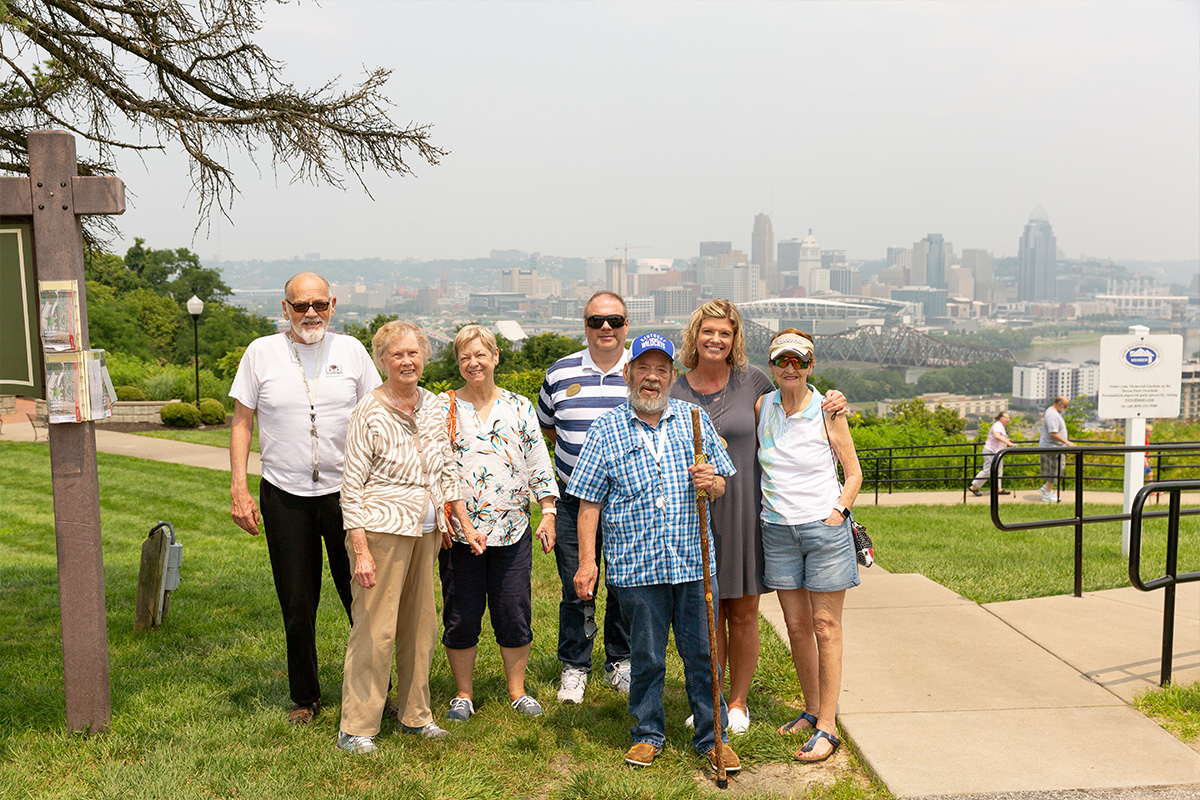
[636,423,668,463]
[289,334,326,482]
[636,422,669,508]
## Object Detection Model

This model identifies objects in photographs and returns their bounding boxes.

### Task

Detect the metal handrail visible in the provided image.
[1128,479,1200,686]
[853,440,1200,504]
[990,444,1200,597]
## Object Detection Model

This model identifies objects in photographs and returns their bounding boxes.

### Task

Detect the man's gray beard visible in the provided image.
[291,320,326,344]
[628,385,670,415]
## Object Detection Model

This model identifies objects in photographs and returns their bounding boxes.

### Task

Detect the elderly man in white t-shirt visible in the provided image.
[229,272,381,726]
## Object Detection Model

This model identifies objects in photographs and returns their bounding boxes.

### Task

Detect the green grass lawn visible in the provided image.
[133,422,258,452]
[0,442,884,800]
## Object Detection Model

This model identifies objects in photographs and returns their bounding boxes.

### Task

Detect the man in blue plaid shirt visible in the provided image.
[568,333,741,774]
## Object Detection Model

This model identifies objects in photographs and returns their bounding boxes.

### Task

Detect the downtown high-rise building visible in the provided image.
[751,213,775,294]
[1018,206,1057,302]
[700,241,732,259]
[922,234,947,289]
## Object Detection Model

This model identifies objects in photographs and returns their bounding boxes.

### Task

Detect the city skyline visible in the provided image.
[92,1,1198,265]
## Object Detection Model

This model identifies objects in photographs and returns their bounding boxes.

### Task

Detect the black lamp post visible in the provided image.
[186,295,204,410]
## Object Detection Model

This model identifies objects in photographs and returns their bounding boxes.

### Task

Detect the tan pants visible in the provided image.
[340,529,440,736]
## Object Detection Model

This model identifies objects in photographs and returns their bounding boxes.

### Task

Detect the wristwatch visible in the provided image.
[832,504,850,519]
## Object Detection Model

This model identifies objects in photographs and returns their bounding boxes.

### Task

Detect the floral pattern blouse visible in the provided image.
[437,389,559,547]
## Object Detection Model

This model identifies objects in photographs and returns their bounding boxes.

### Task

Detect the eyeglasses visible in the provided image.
[772,355,811,369]
[582,602,598,639]
[586,314,626,330]
[286,299,331,313]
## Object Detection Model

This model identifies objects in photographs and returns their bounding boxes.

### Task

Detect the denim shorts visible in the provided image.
[761,518,860,593]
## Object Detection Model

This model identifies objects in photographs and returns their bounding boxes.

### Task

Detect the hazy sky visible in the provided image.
[104,1,1200,266]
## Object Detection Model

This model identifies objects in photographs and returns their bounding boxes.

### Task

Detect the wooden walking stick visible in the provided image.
[691,407,727,788]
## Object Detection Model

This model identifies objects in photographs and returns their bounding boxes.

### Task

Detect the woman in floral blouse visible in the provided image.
[437,325,559,721]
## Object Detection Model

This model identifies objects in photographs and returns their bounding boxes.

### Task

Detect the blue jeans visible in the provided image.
[615,579,728,755]
[554,491,631,671]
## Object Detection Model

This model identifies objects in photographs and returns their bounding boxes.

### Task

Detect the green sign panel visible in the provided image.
[0,221,43,397]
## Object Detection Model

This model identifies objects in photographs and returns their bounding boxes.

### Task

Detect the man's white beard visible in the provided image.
[291,319,326,344]
[628,383,670,415]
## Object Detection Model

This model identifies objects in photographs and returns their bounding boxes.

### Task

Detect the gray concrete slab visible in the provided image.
[844,705,1200,797]
[985,590,1200,702]
[1089,583,1200,620]
[840,602,1120,714]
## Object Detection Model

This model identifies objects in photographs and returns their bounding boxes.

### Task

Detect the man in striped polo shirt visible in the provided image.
[538,291,633,704]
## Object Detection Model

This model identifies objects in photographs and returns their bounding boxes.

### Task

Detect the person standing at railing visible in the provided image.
[1039,396,1073,503]
[970,411,1014,497]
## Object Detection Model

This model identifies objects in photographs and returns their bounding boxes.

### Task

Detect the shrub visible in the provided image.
[160,401,201,428]
[115,385,147,401]
[198,397,227,425]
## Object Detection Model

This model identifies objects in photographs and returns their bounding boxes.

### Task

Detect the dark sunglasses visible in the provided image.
[586,314,626,330]
[772,355,811,369]
[286,299,331,313]
[582,601,598,640]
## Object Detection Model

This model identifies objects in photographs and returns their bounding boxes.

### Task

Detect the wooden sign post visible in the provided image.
[0,130,125,733]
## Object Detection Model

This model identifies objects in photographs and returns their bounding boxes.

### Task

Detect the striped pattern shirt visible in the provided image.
[537,347,630,484]
[340,387,461,536]
[566,399,735,587]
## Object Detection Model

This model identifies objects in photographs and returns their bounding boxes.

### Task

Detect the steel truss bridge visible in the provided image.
[669,321,1015,368]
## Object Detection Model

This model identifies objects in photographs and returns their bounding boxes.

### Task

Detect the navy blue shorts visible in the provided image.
[438,530,533,650]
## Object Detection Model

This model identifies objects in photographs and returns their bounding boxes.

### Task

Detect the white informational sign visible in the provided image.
[1097,333,1183,419]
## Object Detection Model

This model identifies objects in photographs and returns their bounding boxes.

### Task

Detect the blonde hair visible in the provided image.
[678,299,748,371]
[453,324,498,358]
[371,320,431,371]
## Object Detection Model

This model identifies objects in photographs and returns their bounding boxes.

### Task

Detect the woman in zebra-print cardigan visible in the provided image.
[336,320,485,754]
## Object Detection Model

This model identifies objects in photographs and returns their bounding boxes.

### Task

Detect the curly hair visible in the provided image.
[678,299,748,371]
[371,320,432,372]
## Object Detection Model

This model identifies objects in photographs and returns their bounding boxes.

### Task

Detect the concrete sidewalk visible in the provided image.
[760,572,1200,797]
[0,410,260,475]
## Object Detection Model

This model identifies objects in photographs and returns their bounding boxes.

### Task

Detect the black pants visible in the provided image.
[260,479,353,707]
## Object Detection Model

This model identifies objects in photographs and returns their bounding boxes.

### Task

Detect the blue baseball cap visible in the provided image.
[629,332,675,362]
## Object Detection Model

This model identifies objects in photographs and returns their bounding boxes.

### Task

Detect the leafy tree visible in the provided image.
[124,238,232,302]
[176,303,275,368]
[84,250,139,293]
[2,0,445,241]
[510,332,582,372]
[341,313,398,354]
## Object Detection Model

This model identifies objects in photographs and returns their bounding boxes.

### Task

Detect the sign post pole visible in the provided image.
[1120,326,1150,557]
[1,130,125,732]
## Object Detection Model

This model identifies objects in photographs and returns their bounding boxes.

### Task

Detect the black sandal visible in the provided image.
[778,711,818,735]
[796,728,840,763]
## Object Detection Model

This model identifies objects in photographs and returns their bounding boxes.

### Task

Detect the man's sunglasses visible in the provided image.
[585,314,627,330]
[286,299,331,313]
[772,355,811,369]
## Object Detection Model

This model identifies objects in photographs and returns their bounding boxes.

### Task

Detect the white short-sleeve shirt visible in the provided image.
[229,331,381,496]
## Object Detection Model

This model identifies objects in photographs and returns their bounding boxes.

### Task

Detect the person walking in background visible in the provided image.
[228,271,380,726]
[756,329,862,764]
[537,292,633,704]
[970,411,1014,497]
[570,333,740,774]
[336,321,485,754]
[1039,396,1072,503]
[437,325,559,722]
[1144,422,1155,483]
[670,299,846,735]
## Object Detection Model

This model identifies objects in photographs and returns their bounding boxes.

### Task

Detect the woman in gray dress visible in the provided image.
[671,299,845,733]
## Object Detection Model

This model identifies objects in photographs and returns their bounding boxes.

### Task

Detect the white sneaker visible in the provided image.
[685,714,694,728]
[604,659,631,694]
[557,666,588,704]
[1041,489,1058,503]
[727,706,750,735]
[337,730,377,754]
